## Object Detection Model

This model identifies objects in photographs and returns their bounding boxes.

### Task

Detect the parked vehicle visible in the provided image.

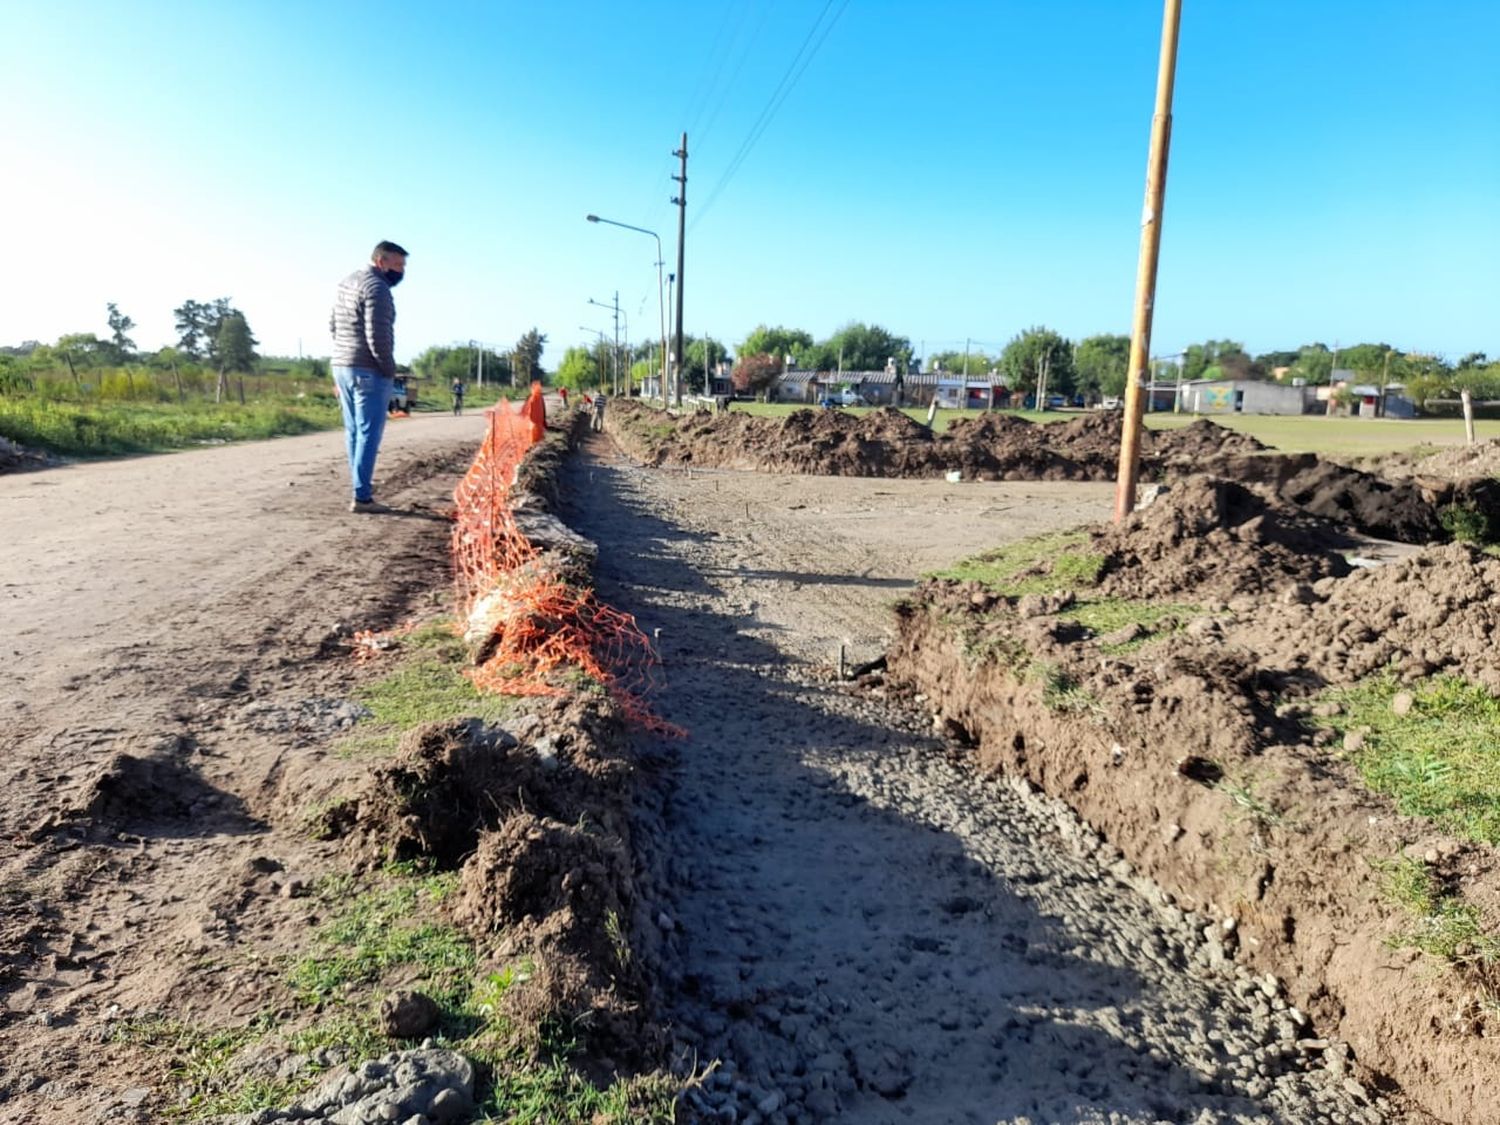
[389,376,415,414]
[819,388,865,408]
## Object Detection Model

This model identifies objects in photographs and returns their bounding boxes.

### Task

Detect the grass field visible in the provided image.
[0,382,519,458]
[725,401,1499,456]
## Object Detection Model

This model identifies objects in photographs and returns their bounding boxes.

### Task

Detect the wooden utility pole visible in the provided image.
[1114,0,1183,522]
[671,133,687,406]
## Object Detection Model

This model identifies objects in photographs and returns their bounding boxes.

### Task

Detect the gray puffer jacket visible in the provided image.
[329,265,397,378]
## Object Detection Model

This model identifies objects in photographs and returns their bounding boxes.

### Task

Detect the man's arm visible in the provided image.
[363,278,397,378]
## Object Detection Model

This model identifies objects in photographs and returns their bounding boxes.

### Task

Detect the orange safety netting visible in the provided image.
[451,397,674,731]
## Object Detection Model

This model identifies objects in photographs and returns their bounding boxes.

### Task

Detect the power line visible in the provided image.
[692,0,850,230]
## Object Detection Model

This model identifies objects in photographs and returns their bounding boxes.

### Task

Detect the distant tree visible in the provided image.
[928,349,994,376]
[55,332,111,367]
[1180,340,1245,382]
[513,328,547,384]
[173,299,213,360]
[1456,351,1489,371]
[1291,344,1335,385]
[820,322,912,373]
[1453,361,1500,401]
[739,325,813,366]
[554,345,600,391]
[105,303,136,362]
[1000,326,1075,398]
[683,335,729,392]
[214,313,258,373]
[1073,334,1130,398]
[1257,349,1300,374]
[731,353,782,397]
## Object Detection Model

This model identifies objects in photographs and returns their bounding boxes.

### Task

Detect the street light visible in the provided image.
[578,326,609,394]
[587,214,669,407]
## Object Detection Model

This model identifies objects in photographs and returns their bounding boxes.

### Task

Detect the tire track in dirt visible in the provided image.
[564,436,1397,1125]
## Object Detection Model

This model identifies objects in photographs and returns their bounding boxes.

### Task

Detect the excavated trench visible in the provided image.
[559,436,1408,1125]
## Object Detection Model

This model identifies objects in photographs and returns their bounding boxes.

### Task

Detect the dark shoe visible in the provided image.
[349,499,391,514]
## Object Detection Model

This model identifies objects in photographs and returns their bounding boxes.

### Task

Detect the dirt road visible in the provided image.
[565,435,1393,1124]
[0,416,1401,1123]
[0,414,485,1122]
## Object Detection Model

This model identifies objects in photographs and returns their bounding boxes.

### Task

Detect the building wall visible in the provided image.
[1188,380,1307,415]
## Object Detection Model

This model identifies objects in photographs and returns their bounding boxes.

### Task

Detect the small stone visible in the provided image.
[120,1087,150,1107]
[1342,730,1365,753]
[428,1087,471,1122]
[379,991,441,1039]
[1391,691,1415,717]
[756,1089,783,1115]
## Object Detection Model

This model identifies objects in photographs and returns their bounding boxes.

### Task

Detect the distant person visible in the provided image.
[558,386,570,410]
[591,391,607,432]
[522,380,546,444]
[330,240,408,514]
[451,377,465,416]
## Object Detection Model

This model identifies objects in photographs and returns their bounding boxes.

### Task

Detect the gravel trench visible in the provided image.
[561,440,1397,1125]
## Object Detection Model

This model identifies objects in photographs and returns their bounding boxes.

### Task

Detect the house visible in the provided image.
[1181,378,1310,416]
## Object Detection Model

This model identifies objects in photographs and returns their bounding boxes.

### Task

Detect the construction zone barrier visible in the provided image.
[451,399,674,731]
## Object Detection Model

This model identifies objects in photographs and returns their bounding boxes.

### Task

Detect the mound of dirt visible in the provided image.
[327,719,538,866]
[1382,436,1500,483]
[1243,541,1500,693]
[891,536,1500,1121]
[1092,477,1356,600]
[611,402,1479,546]
[1149,417,1271,459]
[315,694,656,1057]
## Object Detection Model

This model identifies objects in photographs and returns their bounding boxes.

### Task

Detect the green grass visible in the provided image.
[341,619,513,755]
[1059,598,1197,653]
[0,394,344,456]
[1143,410,1500,456]
[931,531,1105,595]
[1316,673,1500,844]
[1028,660,1103,716]
[1376,856,1500,967]
[288,872,474,1008]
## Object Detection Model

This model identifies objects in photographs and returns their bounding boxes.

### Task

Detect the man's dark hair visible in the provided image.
[372,240,409,259]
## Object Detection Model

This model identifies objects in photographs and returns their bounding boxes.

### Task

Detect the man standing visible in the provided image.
[451,376,465,416]
[591,390,607,433]
[330,240,407,513]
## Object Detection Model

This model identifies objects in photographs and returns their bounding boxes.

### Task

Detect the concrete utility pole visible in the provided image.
[672,132,688,406]
[1114,0,1183,522]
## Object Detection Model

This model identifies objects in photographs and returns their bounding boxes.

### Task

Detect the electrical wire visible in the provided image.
[691,0,851,230]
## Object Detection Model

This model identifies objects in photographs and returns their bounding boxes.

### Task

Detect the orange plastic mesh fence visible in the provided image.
[451,405,674,730]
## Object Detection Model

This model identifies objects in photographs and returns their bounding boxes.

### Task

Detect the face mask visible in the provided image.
[382,269,403,287]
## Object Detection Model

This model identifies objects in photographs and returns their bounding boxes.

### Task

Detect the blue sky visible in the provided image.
[2,1,1496,367]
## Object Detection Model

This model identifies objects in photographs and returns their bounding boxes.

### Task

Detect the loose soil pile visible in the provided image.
[315,697,657,1059]
[891,494,1500,1121]
[610,400,1488,546]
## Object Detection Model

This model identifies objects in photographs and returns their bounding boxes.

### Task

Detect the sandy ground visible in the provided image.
[0,413,486,1122]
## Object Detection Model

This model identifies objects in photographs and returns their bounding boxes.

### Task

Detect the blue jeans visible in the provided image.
[333,366,392,502]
